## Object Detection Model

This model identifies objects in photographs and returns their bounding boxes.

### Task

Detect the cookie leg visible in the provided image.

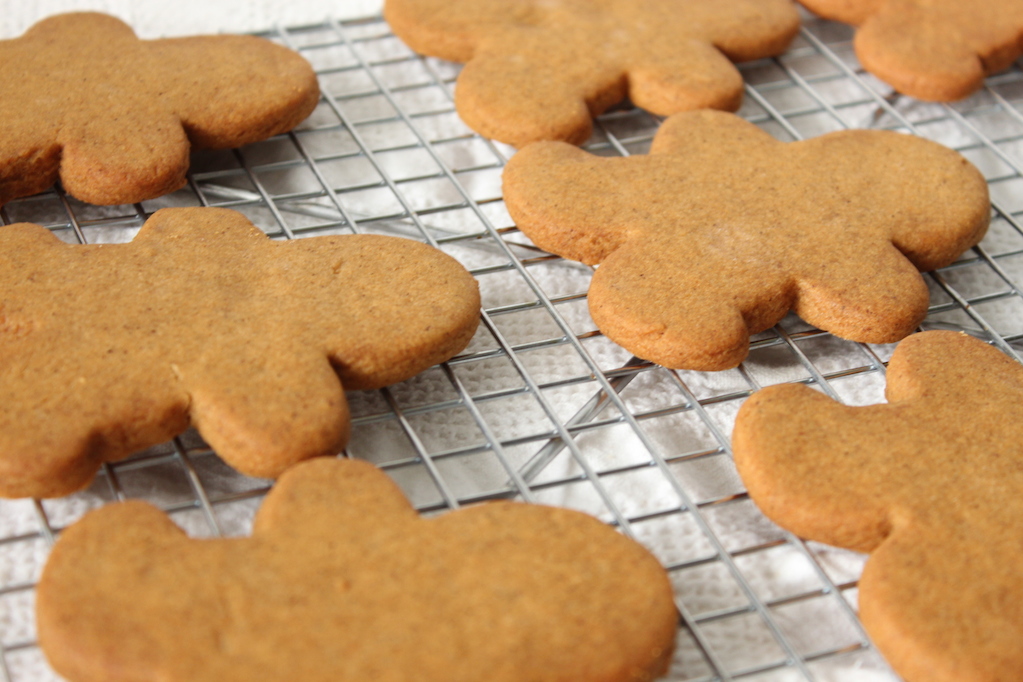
[454,37,625,147]
[855,6,983,101]
[0,428,106,499]
[0,123,61,206]
[0,366,191,499]
[58,98,190,205]
[628,39,745,115]
[503,143,645,264]
[587,241,791,370]
[858,527,1021,682]
[793,243,929,344]
[186,344,349,479]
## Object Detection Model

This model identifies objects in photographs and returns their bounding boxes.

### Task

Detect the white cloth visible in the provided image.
[0,0,384,38]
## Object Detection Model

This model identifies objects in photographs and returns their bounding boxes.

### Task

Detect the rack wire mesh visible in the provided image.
[3,8,1023,681]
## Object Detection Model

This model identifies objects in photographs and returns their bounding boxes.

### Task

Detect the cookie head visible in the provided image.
[385,0,800,146]
[503,110,989,370]
[0,207,480,498]
[801,0,1023,101]
[732,330,1023,682]
[0,12,320,206]
[36,457,678,682]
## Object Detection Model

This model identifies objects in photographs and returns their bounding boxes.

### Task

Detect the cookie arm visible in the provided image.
[732,384,903,553]
[186,342,350,479]
[806,129,989,272]
[882,137,989,271]
[0,419,108,499]
[253,458,418,535]
[36,501,190,682]
[793,241,930,344]
[883,330,1023,403]
[302,234,480,390]
[0,220,67,253]
[149,36,320,149]
[503,143,649,264]
[706,0,801,61]
[58,98,190,205]
[648,109,782,156]
[0,118,61,206]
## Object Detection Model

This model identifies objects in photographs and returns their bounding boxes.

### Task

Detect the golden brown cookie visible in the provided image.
[503,110,989,370]
[801,0,1023,101]
[732,330,1023,682]
[36,457,677,682]
[384,0,800,147]
[0,207,480,498]
[0,12,319,207]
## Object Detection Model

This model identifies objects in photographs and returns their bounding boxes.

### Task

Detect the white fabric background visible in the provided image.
[0,0,384,37]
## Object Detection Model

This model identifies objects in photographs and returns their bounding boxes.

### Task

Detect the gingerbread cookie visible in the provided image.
[801,0,1023,101]
[0,12,319,207]
[37,457,677,682]
[732,330,1023,682]
[0,207,480,498]
[503,110,989,370]
[384,0,800,147]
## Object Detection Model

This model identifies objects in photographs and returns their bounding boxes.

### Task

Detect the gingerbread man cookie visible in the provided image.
[801,0,1023,101]
[0,207,480,498]
[732,330,1023,682]
[384,0,800,147]
[503,110,989,370]
[37,457,677,682]
[0,12,320,207]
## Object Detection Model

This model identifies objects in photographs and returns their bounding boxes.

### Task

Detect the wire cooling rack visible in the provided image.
[4,9,1023,682]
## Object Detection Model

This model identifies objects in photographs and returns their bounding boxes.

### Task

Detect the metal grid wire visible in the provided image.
[3,8,1023,681]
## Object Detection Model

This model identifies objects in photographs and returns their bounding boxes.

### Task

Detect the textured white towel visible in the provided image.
[0,0,384,37]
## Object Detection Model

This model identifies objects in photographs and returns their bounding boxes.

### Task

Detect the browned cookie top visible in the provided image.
[503,110,989,370]
[732,330,1023,682]
[0,12,320,207]
[385,0,800,147]
[0,207,480,498]
[801,0,1023,101]
[37,457,678,682]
